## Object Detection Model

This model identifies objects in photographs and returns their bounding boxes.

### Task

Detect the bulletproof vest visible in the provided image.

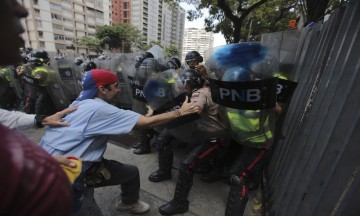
[31,66,50,86]
[0,68,12,84]
[227,109,274,148]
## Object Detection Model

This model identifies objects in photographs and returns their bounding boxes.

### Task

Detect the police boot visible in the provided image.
[159,168,193,215]
[148,150,173,182]
[132,142,142,149]
[225,174,249,216]
[133,130,151,155]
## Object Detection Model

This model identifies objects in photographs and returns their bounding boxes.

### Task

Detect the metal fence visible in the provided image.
[261,0,360,215]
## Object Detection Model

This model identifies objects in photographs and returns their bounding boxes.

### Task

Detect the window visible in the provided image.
[52,24,64,30]
[95,1,102,7]
[55,43,66,50]
[38,31,43,38]
[87,16,95,23]
[64,28,73,32]
[63,19,73,27]
[75,22,85,29]
[75,13,85,21]
[74,4,84,12]
[123,2,129,9]
[34,9,40,17]
[39,41,45,48]
[36,20,42,28]
[54,34,65,40]
[51,13,63,20]
[63,8,72,17]
[76,31,86,37]
[96,17,104,24]
[33,0,38,5]
[50,3,62,11]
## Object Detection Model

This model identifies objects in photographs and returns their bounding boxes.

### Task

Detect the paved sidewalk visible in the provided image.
[23,128,262,216]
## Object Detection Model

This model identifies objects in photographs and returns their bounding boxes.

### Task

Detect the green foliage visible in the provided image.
[77,37,102,54]
[95,24,143,52]
[138,42,179,57]
[165,45,179,57]
[182,0,341,43]
[242,0,299,41]
[183,0,270,43]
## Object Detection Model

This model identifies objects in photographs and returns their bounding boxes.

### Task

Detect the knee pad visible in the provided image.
[154,139,165,151]
[229,174,244,186]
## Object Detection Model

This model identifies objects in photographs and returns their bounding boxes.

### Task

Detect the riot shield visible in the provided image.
[94,55,112,71]
[47,57,83,110]
[143,69,180,111]
[145,69,202,140]
[146,45,164,59]
[131,58,167,114]
[205,43,280,147]
[0,66,21,109]
[108,53,133,109]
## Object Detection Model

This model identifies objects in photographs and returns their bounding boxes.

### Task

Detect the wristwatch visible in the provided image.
[34,114,46,128]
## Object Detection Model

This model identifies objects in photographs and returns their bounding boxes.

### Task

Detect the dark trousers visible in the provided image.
[73,159,140,213]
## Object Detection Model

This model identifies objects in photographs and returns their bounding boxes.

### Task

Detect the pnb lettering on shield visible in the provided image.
[135,88,145,98]
[219,88,261,102]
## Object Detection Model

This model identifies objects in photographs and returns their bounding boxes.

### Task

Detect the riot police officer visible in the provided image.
[185,51,208,79]
[132,53,165,155]
[83,61,97,73]
[24,49,56,115]
[203,43,283,216]
[166,57,182,72]
[0,66,18,109]
[157,69,230,215]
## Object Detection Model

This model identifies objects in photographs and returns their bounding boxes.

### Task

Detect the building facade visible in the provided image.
[161,3,185,57]
[111,0,131,24]
[129,0,163,45]
[112,0,185,56]
[182,28,214,63]
[21,0,111,55]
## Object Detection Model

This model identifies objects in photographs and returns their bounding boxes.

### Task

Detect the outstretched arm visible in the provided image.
[0,106,78,131]
[41,106,78,127]
[134,96,199,128]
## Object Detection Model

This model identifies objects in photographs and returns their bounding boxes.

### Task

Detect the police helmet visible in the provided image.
[97,54,111,60]
[177,69,204,90]
[138,58,167,76]
[185,51,203,63]
[83,61,97,72]
[75,58,84,66]
[144,51,154,59]
[135,52,154,69]
[166,57,181,69]
[28,57,44,67]
[222,67,254,82]
[21,54,29,64]
[32,49,49,61]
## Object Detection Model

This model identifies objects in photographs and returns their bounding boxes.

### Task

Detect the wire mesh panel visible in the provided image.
[262,1,360,215]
